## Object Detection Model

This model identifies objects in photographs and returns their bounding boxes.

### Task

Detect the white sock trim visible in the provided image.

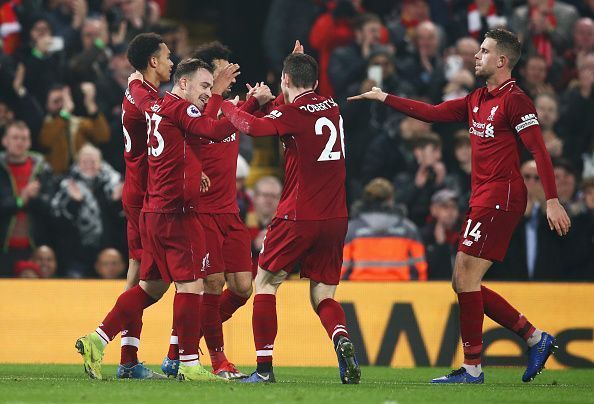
[182,360,199,366]
[95,328,110,346]
[331,326,348,342]
[170,335,178,345]
[121,337,140,347]
[256,350,273,357]
[179,354,199,361]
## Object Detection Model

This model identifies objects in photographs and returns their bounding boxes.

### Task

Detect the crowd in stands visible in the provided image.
[0,0,592,280]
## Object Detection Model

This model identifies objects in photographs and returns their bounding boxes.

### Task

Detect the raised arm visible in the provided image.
[348,87,467,123]
[220,101,278,137]
[177,105,238,142]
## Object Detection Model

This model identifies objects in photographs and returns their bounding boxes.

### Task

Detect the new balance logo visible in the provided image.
[463,239,473,247]
[263,344,274,349]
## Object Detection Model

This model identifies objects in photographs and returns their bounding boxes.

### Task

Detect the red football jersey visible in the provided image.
[129,80,236,213]
[256,90,347,220]
[198,95,284,214]
[121,80,158,208]
[198,97,258,214]
[384,78,557,213]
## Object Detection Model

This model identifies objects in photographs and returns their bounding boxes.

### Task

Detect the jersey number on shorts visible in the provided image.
[463,219,482,242]
[122,110,131,153]
[315,116,345,162]
[145,112,165,157]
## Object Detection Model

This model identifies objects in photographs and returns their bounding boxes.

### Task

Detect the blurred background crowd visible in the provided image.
[0,0,592,281]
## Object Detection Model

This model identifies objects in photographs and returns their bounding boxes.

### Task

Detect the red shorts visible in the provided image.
[457,206,523,262]
[198,213,252,276]
[123,204,142,261]
[139,211,207,283]
[258,217,347,285]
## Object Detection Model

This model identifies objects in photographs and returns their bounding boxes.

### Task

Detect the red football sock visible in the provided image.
[167,325,178,360]
[481,285,536,340]
[253,294,276,371]
[96,285,155,344]
[457,291,484,366]
[120,319,142,365]
[174,292,201,366]
[219,289,248,323]
[201,293,228,369]
[316,298,349,346]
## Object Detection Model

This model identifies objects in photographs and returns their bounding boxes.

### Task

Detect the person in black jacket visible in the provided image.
[0,121,55,276]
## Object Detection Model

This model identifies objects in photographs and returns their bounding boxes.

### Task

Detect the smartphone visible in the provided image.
[367,65,382,88]
[48,36,64,53]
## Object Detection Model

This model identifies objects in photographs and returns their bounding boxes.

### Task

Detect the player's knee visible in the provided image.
[230,279,252,298]
[140,280,169,300]
[204,273,225,294]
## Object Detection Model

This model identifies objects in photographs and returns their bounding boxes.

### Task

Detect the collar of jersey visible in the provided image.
[488,78,516,97]
[143,80,159,94]
[166,91,181,100]
[293,90,315,102]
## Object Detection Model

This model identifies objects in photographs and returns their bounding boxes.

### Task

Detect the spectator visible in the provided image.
[21,16,66,108]
[0,121,55,277]
[563,177,594,280]
[395,132,446,227]
[342,177,427,281]
[94,247,125,279]
[421,188,460,280]
[385,0,432,55]
[559,52,594,175]
[559,17,594,90]
[397,21,447,103]
[464,0,507,42]
[32,245,57,278]
[119,0,161,42]
[342,45,416,200]
[0,100,15,137]
[329,13,385,101]
[245,176,282,271]
[236,154,252,222]
[443,37,480,101]
[357,115,426,201]
[13,260,43,278]
[518,54,555,99]
[444,130,472,210]
[489,160,565,280]
[553,158,581,216]
[510,0,579,65]
[309,0,362,97]
[534,93,563,158]
[95,43,132,174]
[51,143,124,277]
[68,16,111,84]
[38,83,110,175]
[262,0,318,84]
[45,0,89,52]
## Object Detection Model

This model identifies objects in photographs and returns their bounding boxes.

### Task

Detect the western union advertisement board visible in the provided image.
[0,280,592,368]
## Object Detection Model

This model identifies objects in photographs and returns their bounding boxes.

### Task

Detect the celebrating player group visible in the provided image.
[75,27,570,385]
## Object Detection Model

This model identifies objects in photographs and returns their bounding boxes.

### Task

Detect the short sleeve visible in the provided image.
[506,93,540,136]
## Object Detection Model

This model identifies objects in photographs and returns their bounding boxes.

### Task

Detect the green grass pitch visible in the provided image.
[1,365,593,403]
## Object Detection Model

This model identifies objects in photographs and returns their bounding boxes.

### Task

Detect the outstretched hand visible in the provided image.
[546,198,571,236]
[347,86,387,102]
